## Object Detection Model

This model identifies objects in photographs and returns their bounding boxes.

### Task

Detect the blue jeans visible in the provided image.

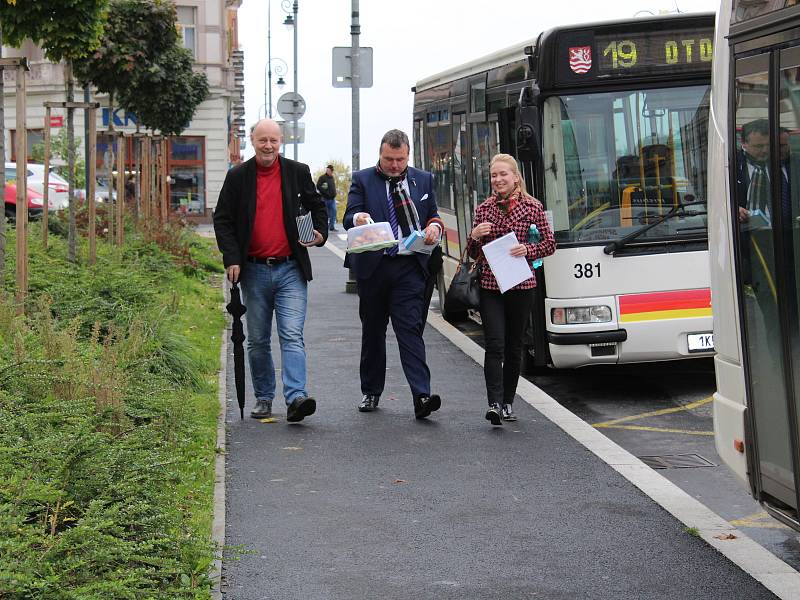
[325,198,337,230]
[240,260,308,405]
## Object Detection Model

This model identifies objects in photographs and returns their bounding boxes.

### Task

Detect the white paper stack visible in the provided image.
[481,232,533,293]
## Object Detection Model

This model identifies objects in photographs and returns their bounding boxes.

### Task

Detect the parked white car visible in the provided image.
[5,162,70,210]
[75,179,113,203]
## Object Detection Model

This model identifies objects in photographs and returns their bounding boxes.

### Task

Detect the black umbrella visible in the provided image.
[226,280,247,419]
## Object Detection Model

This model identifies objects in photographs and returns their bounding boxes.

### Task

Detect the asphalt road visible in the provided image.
[220,242,778,600]
[442,306,800,574]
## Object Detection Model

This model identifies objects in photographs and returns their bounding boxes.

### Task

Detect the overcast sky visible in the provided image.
[237,0,719,173]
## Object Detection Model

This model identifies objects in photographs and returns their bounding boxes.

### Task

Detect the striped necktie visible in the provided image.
[749,166,769,217]
[386,187,400,256]
[781,166,791,226]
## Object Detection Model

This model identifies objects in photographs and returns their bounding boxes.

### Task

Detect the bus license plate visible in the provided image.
[688,333,714,353]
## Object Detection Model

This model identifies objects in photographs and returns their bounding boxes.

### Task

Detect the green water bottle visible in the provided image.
[528,224,543,269]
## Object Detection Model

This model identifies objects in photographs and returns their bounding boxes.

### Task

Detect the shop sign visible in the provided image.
[102,108,138,127]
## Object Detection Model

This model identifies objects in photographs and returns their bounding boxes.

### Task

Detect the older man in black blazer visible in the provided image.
[214,119,327,423]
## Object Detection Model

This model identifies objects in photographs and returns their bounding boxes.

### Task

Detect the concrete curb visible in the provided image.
[210,291,228,600]
[325,240,800,599]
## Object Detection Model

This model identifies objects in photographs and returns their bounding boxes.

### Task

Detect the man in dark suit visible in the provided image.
[736,118,771,225]
[213,119,328,422]
[344,129,444,419]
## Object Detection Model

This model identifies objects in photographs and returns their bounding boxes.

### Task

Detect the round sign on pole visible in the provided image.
[277,92,306,121]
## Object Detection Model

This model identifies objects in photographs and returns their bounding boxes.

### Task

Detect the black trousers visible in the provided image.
[357,255,431,399]
[479,287,535,406]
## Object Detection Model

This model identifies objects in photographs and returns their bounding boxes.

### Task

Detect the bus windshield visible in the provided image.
[542,84,710,245]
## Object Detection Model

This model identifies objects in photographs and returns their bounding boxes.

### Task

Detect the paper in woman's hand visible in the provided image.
[481,232,533,293]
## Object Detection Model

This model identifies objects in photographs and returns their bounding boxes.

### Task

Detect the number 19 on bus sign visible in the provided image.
[598,33,713,73]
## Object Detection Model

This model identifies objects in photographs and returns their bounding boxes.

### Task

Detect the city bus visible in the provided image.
[413,13,715,371]
[709,0,800,530]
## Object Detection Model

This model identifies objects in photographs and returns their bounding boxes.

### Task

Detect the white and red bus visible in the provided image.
[414,13,715,370]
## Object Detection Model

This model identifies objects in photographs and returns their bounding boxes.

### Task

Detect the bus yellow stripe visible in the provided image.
[619,307,712,322]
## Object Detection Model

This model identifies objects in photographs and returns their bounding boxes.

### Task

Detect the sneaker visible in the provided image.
[286,396,316,422]
[502,404,517,421]
[485,403,503,426]
[250,399,272,419]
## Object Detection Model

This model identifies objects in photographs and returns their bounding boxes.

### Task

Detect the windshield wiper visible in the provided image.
[603,203,705,255]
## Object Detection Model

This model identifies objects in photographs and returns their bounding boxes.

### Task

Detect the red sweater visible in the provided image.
[248,159,291,258]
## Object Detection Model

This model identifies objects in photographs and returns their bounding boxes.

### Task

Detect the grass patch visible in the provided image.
[0,221,224,598]
[685,526,701,538]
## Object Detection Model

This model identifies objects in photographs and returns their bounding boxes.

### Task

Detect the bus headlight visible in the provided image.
[551,306,612,325]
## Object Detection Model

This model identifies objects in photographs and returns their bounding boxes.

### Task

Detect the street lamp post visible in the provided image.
[282,0,299,160]
[264,1,288,120]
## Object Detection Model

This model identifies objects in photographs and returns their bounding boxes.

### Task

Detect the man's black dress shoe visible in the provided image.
[287,396,316,422]
[358,394,380,412]
[413,394,441,419]
[250,400,272,419]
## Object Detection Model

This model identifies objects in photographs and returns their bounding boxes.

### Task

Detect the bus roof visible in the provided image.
[413,12,714,93]
[414,38,535,92]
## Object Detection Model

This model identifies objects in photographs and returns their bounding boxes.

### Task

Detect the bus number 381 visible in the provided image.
[574,263,601,278]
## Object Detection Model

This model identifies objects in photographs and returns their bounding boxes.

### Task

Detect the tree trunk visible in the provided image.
[107,90,115,243]
[66,61,76,263]
[0,26,6,284]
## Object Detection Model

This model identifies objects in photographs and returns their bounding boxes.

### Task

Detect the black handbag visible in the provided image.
[444,250,482,315]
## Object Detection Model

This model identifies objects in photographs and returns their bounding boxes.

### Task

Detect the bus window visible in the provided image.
[413,120,423,169]
[425,113,453,211]
[542,85,709,245]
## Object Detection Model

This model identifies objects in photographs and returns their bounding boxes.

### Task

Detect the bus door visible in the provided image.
[452,113,471,256]
[470,119,499,208]
[734,50,800,520]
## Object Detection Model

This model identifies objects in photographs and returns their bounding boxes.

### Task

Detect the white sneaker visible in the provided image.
[502,404,517,421]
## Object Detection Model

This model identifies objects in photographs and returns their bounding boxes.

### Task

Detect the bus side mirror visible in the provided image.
[516,103,541,163]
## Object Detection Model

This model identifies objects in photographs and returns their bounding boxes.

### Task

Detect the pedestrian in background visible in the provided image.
[344,129,444,419]
[467,153,556,426]
[213,118,328,423]
[317,164,338,231]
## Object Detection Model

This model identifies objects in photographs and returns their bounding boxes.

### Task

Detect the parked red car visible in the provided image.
[4,182,44,221]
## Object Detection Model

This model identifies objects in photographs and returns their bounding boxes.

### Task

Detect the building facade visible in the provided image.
[2,0,245,222]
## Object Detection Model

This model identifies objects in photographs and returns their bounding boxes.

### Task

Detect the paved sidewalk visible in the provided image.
[220,241,779,600]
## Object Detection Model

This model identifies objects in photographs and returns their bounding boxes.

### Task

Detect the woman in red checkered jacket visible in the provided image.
[466,154,556,426]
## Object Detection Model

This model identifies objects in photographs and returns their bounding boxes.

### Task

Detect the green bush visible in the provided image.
[0,223,224,598]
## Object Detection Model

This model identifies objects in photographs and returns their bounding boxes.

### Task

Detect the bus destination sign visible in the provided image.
[555,26,713,84]
[596,29,713,74]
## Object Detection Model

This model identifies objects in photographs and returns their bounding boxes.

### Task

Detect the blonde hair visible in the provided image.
[490,153,530,197]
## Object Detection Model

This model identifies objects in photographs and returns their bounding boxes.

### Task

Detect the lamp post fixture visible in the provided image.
[264,59,287,119]
[282,0,299,160]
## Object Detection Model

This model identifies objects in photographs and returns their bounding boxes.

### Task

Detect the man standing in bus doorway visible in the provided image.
[344,129,445,419]
[213,118,328,423]
[736,118,772,225]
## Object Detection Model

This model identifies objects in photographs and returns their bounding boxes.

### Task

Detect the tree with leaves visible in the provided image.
[121,43,209,136]
[312,159,352,224]
[0,0,108,263]
[73,0,178,132]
